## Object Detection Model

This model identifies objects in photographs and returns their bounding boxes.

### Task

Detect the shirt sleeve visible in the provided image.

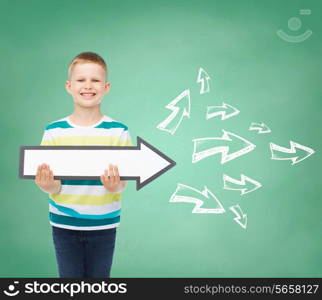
[118,128,133,147]
[40,128,56,146]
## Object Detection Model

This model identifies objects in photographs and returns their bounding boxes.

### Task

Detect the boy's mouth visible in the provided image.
[80,92,96,99]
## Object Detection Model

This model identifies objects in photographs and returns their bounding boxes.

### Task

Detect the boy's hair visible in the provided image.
[68,52,108,80]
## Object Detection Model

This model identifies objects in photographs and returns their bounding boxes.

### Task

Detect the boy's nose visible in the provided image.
[84,82,92,88]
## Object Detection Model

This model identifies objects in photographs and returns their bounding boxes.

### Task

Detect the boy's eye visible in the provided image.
[76,79,100,82]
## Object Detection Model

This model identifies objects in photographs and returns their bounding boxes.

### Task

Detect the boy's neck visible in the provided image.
[69,107,104,126]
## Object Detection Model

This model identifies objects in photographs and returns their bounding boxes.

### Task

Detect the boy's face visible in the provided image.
[65,63,110,108]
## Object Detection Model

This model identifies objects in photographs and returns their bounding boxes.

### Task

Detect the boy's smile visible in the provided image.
[66,63,110,108]
[81,92,96,99]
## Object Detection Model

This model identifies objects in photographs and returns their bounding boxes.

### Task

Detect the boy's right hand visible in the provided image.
[35,164,61,194]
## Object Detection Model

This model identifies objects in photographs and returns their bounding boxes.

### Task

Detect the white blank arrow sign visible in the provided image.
[19,137,176,190]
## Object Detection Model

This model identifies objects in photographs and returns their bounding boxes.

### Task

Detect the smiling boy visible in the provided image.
[35,52,132,278]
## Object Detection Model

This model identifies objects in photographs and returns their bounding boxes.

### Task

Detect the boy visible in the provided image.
[35,52,132,278]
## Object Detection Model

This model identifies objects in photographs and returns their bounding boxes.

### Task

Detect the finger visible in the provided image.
[104,169,110,184]
[109,164,115,185]
[35,165,41,182]
[44,165,50,182]
[50,170,54,182]
[114,165,120,183]
[39,165,45,183]
[40,164,48,184]
[47,165,54,182]
[36,165,41,175]
[100,174,107,186]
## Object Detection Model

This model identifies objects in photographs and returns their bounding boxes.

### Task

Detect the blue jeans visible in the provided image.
[52,226,116,278]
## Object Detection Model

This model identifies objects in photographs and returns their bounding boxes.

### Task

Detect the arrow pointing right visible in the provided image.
[206,102,240,120]
[169,183,225,214]
[270,141,315,165]
[223,174,262,195]
[192,130,256,164]
[20,137,176,190]
[249,122,271,134]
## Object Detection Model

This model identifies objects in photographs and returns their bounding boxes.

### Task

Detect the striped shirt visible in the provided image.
[41,115,132,231]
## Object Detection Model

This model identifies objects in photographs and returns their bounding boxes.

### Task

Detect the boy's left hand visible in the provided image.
[100,164,126,193]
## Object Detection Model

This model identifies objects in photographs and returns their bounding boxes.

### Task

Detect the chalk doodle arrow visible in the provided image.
[169,183,225,214]
[192,130,256,164]
[19,137,176,190]
[197,67,211,94]
[270,141,315,165]
[157,89,190,135]
[230,205,247,229]
[206,102,240,120]
[223,174,262,195]
[249,122,271,134]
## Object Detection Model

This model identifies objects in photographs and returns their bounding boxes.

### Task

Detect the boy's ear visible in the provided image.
[105,82,111,93]
[65,80,72,94]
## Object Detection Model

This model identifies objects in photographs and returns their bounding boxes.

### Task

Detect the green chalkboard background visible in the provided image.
[1,0,321,277]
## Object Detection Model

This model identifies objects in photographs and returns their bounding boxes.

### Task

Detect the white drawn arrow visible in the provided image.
[197,67,211,94]
[229,205,247,229]
[206,102,239,120]
[249,122,271,134]
[20,137,176,190]
[270,141,315,165]
[157,89,191,135]
[169,183,225,214]
[223,174,262,195]
[192,130,256,164]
